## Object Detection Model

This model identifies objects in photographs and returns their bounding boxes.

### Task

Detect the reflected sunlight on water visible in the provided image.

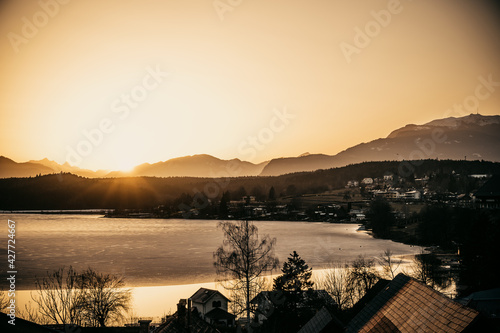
[1,214,424,318]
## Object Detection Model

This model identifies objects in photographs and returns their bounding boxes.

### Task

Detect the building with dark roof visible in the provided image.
[250,289,339,332]
[189,288,235,327]
[190,288,230,316]
[154,299,221,333]
[0,313,151,333]
[0,312,62,333]
[296,307,344,333]
[346,274,480,332]
[458,287,500,330]
[474,175,500,208]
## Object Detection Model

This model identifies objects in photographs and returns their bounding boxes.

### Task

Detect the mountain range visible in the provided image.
[1,113,499,178]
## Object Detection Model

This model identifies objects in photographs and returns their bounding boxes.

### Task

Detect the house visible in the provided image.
[154,299,220,333]
[0,312,62,333]
[474,175,500,208]
[346,274,481,332]
[190,288,235,327]
[346,180,359,188]
[385,190,400,200]
[458,287,500,320]
[415,176,429,186]
[251,290,336,325]
[403,190,421,200]
[361,178,373,185]
[0,312,152,333]
[383,174,393,182]
[373,190,400,200]
[349,209,365,222]
[297,307,344,333]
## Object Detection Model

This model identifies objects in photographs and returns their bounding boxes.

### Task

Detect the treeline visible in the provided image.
[419,206,499,296]
[1,159,499,210]
[367,200,500,296]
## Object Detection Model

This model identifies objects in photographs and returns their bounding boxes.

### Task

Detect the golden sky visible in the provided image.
[1,0,500,171]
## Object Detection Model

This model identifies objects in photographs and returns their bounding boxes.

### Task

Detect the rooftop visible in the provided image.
[190,288,229,304]
[346,274,479,333]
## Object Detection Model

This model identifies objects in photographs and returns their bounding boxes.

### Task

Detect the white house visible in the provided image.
[190,288,235,327]
[361,178,373,185]
[404,190,421,200]
[346,180,359,188]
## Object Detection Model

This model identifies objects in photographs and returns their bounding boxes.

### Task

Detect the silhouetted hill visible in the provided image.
[0,156,54,178]
[2,114,499,179]
[29,158,109,178]
[1,160,499,210]
[259,114,500,176]
[106,154,268,178]
[0,155,268,179]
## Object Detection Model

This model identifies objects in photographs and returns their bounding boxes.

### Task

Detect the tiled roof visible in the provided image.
[475,175,500,197]
[0,312,62,333]
[190,288,229,304]
[251,289,335,307]
[154,312,220,333]
[297,307,333,333]
[204,308,236,321]
[347,274,479,333]
[458,287,500,318]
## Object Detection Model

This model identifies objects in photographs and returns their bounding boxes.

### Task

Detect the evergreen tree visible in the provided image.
[367,197,395,237]
[268,186,276,201]
[219,191,230,217]
[273,251,313,292]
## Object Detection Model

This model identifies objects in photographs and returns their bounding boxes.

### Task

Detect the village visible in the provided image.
[3,265,498,332]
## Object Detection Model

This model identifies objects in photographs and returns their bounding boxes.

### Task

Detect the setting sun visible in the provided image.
[0,1,499,330]
[0,0,499,171]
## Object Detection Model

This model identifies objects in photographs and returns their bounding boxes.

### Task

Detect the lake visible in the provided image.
[0,214,422,320]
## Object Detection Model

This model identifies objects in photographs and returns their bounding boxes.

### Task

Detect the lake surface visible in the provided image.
[0,214,422,319]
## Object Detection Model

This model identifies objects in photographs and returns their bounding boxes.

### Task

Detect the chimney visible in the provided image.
[177,299,187,329]
[177,299,187,317]
[138,319,152,333]
[187,298,192,332]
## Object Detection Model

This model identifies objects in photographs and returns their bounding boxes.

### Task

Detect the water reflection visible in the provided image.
[1,214,424,319]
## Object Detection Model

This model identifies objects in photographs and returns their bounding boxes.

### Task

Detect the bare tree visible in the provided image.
[214,220,279,323]
[347,256,381,303]
[403,253,452,293]
[227,276,270,317]
[27,266,131,327]
[319,262,354,311]
[378,249,401,279]
[17,301,49,325]
[77,268,132,327]
[30,266,83,325]
[0,289,9,312]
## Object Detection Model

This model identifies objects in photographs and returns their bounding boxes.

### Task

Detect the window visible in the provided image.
[212,300,221,308]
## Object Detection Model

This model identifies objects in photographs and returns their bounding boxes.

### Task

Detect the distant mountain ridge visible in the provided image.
[259,114,500,176]
[1,114,499,178]
[0,154,269,179]
[106,154,268,178]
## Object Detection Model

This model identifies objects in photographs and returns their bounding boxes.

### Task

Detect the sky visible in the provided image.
[1,0,500,171]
